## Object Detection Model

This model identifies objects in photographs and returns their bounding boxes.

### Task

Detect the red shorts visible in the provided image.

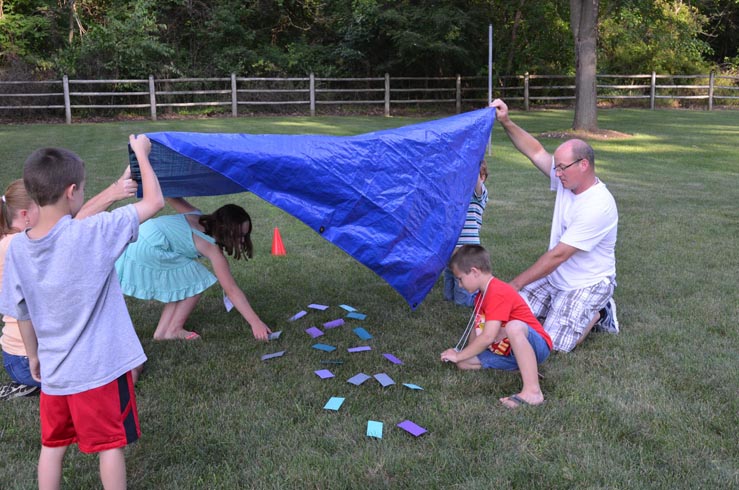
[40,371,141,454]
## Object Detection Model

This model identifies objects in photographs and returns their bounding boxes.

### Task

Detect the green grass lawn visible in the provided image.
[0,109,737,489]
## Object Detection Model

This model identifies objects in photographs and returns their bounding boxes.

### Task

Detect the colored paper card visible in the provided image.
[353,327,373,340]
[339,304,357,312]
[312,343,337,352]
[289,310,307,321]
[323,397,345,411]
[323,318,345,329]
[383,353,403,365]
[268,331,282,341]
[223,293,234,312]
[305,326,324,338]
[347,346,372,353]
[367,421,383,439]
[346,311,367,320]
[347,373,371,385]
[308,303,329,310]
[314,369,335,379]
[374,373,395,387]
[261,351,285,361]
[403,383,424,391]
[397,420,427,437]
[320,359,344,365]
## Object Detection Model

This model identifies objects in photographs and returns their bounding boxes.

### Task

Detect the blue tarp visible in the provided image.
[130,108,495,308]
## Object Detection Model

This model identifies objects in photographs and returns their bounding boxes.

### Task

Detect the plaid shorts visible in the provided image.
[520,277,615,352]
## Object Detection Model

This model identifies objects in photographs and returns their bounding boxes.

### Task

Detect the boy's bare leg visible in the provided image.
[99,447,126,490]
[38,445,67,490]
[131,364,144,384]
[500,321,545,408]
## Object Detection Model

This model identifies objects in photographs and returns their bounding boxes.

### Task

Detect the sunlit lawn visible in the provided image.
[0,108,737,489]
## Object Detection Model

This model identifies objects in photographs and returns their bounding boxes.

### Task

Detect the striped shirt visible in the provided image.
[456,186,488,246]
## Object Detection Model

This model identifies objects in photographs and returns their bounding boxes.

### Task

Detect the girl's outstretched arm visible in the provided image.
[76,166,138,219]
[195,236,271,341]
[129,134,165,222]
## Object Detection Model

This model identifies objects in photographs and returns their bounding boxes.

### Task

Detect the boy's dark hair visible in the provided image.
[199,204,253,260]
[449,244,492,274]
[23,148,85,207]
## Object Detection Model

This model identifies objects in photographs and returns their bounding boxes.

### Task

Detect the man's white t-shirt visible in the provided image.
[547,164,618,290]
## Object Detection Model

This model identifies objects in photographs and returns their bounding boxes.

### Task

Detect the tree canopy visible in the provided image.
[0,0,736,80]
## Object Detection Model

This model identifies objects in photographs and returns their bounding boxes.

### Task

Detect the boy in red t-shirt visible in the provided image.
[440,245,552,408]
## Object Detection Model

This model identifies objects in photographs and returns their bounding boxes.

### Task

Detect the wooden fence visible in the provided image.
[1,72,737,123]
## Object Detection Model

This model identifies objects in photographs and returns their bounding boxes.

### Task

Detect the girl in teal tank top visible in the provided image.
[116,197,271,342]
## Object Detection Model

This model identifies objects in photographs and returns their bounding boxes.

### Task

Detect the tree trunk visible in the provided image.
[570,0,599,131]
[505,0,526,76]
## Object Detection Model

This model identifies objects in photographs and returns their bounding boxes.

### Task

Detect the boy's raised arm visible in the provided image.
[129,134,165,222]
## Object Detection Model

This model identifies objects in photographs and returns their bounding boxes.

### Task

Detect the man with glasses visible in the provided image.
[489,99,619,352]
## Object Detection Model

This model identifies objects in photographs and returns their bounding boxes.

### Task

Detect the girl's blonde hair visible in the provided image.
[0,179,33,238]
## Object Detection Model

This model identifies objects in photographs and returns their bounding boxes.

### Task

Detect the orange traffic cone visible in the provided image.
[271,227,286,256]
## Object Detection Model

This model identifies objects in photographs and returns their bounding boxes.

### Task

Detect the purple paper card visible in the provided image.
[374,373,395,387]
[347,373,371,385]
[383,353,404,365]
[289,310,307,321]
[397,420,427,437]
[308,303,329,310]
[261,350,285,361]
[346,311,367,320]
[323,318,345,329]
[314,369,335,379]
[268,331,282,341]
[305,326,324,338]
[347,346,372,353]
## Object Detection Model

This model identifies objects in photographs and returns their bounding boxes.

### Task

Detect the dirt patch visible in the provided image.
[537,129,632,141]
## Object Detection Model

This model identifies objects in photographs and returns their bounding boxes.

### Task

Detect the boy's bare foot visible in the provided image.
[499,393,545,409]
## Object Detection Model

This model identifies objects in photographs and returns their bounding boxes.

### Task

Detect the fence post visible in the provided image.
[708,71,714,111]
[384,73,390,117]
[63,75,71,124]
[310,73,316,117]
[231,73,238,117]
[149,75,157,121]
[524,72,530,111]
[456,75,461,114]
[650,71,656,110]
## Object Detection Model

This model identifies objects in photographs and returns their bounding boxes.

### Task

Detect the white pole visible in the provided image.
[488,24,493,105]
[488,23,493,156]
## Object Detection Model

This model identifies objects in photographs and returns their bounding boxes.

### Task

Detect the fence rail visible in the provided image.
[1,72,737,123]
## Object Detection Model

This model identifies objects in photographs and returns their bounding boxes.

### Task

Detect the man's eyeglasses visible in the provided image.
[554,158,583,173]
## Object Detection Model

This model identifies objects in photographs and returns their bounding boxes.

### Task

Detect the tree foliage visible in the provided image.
[0,0,736,79]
